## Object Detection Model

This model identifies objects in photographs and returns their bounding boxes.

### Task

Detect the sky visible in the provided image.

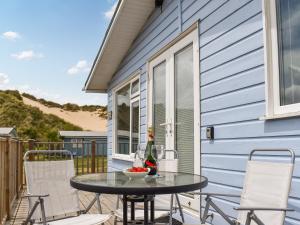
[0,0,118,106]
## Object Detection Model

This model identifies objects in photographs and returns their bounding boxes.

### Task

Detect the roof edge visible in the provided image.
[83,0,123,92]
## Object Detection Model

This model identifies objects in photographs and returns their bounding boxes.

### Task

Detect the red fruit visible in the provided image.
[128,167,149,172]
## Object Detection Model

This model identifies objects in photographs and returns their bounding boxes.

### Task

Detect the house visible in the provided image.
[59,131,107,156]
[0,127,17,138]
[84,0,300,224]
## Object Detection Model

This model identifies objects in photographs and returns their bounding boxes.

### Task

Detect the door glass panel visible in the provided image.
[116,84,130,154]
[131,100,139,153]
[153,61,166,146]
[175,45,194,174]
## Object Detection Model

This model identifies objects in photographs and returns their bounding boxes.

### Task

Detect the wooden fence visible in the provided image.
[25,140,107,175]
[0,138,23,225]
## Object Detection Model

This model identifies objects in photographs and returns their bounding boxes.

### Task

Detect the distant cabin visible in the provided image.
[59,131,107,156]
[0,127,17,138]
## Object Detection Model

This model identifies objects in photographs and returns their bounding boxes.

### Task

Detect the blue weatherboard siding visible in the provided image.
[106,0,300,224]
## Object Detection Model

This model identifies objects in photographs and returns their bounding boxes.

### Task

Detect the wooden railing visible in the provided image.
[0,138,23,225]
[24,140,107,175]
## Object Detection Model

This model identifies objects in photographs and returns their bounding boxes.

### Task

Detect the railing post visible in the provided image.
[15,140,19,199]
[5,137,10,220]
[20,141,24,190]
[91,140,96,173]
[102,143,105,172]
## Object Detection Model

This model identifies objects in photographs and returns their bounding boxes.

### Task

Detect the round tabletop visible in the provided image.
[70,172,208,195]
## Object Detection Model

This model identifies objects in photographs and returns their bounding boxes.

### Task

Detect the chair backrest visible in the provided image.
[237,149,295,225]
[24,150,80,220]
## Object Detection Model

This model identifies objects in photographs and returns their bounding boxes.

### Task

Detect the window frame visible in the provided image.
[112,73,140,161]
[71,138,83,148]
[147,27,200,169]
[264,0,300,119]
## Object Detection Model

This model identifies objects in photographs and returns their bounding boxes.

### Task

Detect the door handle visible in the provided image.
[159,121,173,135]
[159,122,172,126]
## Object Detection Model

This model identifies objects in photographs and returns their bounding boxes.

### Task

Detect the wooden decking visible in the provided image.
[6,189,118,225]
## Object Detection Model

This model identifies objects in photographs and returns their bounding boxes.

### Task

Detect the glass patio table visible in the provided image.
[70,171,208,225]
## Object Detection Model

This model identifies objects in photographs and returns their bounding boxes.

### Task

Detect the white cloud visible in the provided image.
[67,60,90,75]
[0,73,9,85]
[2,31,21,41]
[11,50,44,60]
[76,60,88,69]
[104,2,117,19]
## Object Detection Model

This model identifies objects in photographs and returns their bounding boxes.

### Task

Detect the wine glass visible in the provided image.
[155,145,165,161]
[152,145,165,176]
[136,144,147,161]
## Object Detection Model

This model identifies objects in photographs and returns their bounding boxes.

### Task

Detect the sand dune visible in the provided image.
[22,97,107,132]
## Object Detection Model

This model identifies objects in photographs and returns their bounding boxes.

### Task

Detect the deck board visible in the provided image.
[6,189,117,225]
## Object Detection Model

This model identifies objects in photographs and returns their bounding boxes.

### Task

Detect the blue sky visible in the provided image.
[0,0,117,106]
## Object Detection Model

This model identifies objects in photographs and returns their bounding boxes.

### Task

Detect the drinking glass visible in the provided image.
[155,145,165,161]
[152,145,165,176]
[136,144,147,161]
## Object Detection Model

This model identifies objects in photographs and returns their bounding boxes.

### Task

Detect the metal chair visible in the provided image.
[113,149,185,224]
[23,150,112,225]
[186,149,295,225]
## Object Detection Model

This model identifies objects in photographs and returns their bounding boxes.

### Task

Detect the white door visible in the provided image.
[148,29,200,212]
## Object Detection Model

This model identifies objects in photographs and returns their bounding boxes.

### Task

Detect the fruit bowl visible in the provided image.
[123,167,150,179]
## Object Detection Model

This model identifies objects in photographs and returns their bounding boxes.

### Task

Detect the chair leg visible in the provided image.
[245,211,265,225]
[85,195,97,213]
[96,194,102,214]
[39,198,47,225]
[169,194,174,225]
[114,196,120,225]
[245,211,252,225]
[23,200,40,225]
[175,194,185,223]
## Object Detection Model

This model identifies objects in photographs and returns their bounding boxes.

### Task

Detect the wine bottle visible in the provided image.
[144,127,157,175]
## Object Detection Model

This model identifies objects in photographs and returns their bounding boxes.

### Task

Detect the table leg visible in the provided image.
[131,201,135,221]
[169,194,174,225]
[123,195,128,225]
[144,195,148,225]
[150,198,155,222]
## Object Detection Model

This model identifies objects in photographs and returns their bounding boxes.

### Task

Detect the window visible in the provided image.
[71,138,83,148]
[264,0,300,117]
[114,77,140,157]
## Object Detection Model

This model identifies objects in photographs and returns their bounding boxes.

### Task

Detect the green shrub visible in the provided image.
[0,91,82,141]
[62,103,80,112]
[3,90,22,100]
[22,92,37,101]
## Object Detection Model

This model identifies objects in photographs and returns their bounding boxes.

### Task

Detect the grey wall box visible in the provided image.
[206,127,214,140]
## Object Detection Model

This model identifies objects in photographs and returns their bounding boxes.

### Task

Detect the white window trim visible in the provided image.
[263,0,300,120]
[147,26,201,212]
[112,73,140,161]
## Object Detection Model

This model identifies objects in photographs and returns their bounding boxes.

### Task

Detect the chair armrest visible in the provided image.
[234,207,294,212]
[22,194,50,198]
[188,192,240,198]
